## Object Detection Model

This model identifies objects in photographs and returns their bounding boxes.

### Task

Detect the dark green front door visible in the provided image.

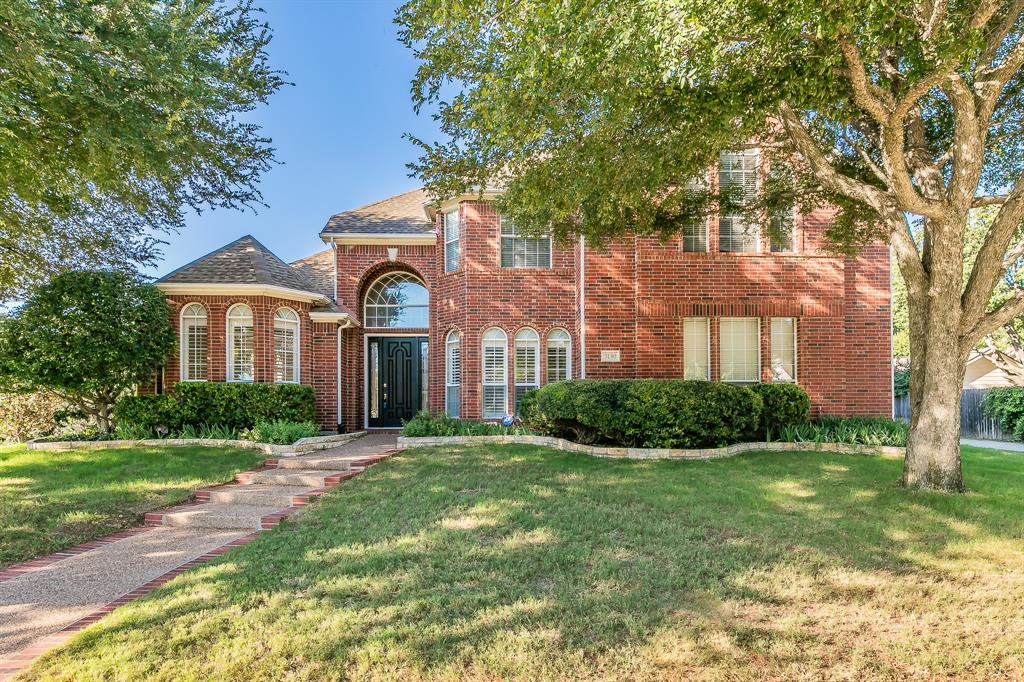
[367,336,427,428]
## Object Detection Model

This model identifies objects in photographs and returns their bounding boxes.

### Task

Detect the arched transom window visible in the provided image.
[226,304,254,382]
[274,307,300,383]
[363,272,429,328]
[180,303,208,381]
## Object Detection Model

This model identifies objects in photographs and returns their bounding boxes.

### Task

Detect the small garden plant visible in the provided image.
[402,411,532,437]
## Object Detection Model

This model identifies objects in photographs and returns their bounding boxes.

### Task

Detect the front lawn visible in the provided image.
[23,445,1024,680]
[0,444,265,567]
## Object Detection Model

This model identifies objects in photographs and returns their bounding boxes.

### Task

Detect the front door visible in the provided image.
[367,336,427,428]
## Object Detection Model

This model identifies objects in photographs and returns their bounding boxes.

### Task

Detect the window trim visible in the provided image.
[719,317,761,384]
[770,317,798,383]
[443,209,460,273]
[718,148,761,254]
[499,215,552,268]
[273,306,301,384]
[683,317,711,381]
[226,303,255,383]
[545,328,572,383]
[445,328,461,418]
[179,302,208,382]
[514,327,540,412]
[481,327,508,419]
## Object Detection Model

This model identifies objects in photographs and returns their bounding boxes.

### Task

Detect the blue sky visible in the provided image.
[153,0,440,277]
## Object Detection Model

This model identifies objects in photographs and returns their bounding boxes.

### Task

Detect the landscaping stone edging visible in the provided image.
[396,435,905,460]
[27,431,367,456]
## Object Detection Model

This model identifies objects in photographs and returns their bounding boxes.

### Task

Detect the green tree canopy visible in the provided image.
[0,270,176,433]
[0,0,285,300]
[398,0,1024,491]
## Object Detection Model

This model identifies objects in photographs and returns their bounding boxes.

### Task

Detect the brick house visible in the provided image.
[154,154,893,431]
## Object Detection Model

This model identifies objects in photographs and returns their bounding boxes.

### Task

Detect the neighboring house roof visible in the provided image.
[320,188,434,238]
[289,248,335,300]
[964,349,1024,389]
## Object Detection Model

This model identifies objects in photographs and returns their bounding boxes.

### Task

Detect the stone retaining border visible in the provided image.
[26,430,367,457]
[397,434,906,460]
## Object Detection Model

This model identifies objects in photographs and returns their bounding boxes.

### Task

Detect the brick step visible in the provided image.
[159,502,283,530]
[242,468,355,487]
[199,484,313,507]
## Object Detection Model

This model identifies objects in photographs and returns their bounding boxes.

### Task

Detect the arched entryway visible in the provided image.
[362,271,429,428]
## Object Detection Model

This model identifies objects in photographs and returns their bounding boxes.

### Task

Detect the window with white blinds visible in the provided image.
[770,208,794,253]
[274,308,299,383]
[226,304,254,382]
[720,317,760,383]
[444,209,460,272]
[500,217,551,268]
[683,317,710,380]
[771,318,797,382]
[718,149,760,253]
[180,303,208,381]
[514,328,539,411]
[682,175,708,252]
[546,328,571,383]
[445,329,461,417]
[482,327,508,418]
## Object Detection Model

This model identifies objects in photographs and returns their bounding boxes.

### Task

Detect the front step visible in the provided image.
[200,484,311,507]
[242,468,356,487]
[158,502,283,530]
[274,456,355,471]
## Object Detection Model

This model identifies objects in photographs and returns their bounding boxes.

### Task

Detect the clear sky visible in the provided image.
[152,0,440,277]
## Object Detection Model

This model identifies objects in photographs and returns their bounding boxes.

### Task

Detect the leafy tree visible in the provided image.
[0,0,285,301]
[0,271,175,433]
[398,0,1024,491]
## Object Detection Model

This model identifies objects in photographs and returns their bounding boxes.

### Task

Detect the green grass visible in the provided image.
[0,444,264,567]
[22,445,1024,681]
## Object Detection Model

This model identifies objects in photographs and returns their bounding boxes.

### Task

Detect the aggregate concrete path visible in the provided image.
[0,432,399,678]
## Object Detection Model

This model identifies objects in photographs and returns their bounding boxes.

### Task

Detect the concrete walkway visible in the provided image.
[0,433,398,679]
[961,437,1024,452]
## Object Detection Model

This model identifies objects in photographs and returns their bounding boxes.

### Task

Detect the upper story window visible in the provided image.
[274,307,300,384]
[546,328,571,383]
[500,217,551,268]
[718,149,760,253]
[682,175,708,253]
[180,303,208,381]
[226,304,254,382]
[770,208,794,253]
[364,272,429,328]
[444,209,460,272]
[445,329,461,418]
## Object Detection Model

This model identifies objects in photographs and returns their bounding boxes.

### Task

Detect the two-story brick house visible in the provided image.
[154,152,893,431]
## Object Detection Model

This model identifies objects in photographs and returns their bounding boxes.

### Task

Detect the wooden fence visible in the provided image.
[893,388,1012,440]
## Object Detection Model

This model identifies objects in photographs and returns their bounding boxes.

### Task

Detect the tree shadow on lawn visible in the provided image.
[31,444,1024,680]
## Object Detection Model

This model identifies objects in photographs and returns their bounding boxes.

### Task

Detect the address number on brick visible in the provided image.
[600,350,621,362]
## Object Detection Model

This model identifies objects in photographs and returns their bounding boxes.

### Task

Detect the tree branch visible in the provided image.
[974,195,1009,207]
[967,288,1024,343]
[963,170,1024,327]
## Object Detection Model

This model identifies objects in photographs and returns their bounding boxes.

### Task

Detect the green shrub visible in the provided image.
[401,411,532,437]
[774,416,908,447]
[241,420,319,445]
[0,391,69,442]
[748,383,811,438]
[114,383,316,432]
[982,387,1024,437]
[523,379,764,448]
[893,369,910,398]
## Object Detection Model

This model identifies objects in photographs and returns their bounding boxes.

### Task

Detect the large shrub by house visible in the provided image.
[115,383,316,433]
[519,379,810,449]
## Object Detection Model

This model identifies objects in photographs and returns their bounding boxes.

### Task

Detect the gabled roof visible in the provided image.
[289,248,335,300]
[320,188,433,237]
[157,235,322,294]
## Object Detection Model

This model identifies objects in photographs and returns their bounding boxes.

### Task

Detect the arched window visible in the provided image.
[546,328,572,383]
[180,303,208,381]
[226,304,254,382]
[363,272,429,328]
[445,329,461,417]
[274,307,300,383]
[481,327,508,419]
[514,328,539,412]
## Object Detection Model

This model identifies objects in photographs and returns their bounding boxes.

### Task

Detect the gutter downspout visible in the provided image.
[333,240,342,431]
[579,235,586,379]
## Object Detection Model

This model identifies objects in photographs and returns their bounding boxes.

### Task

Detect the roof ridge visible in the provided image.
[289,247,333,266]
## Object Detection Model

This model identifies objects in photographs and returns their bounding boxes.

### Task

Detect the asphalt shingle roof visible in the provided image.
[320,188,433,236]
[157,235,324,295]
[289,248,335,301]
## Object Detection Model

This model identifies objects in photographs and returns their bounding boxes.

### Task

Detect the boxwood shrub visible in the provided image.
[521,379,811,448]
[114,383,316,432]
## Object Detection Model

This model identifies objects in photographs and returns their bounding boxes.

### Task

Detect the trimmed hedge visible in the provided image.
[520,379,810,449]
[114,383,316,432]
